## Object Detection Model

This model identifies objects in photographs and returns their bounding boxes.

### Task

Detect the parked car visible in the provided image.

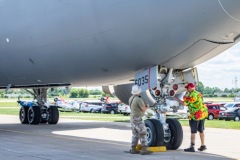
[234,97,240,102]
[101,103,119,114]
[206,103,227,120]
[80,102,103,113]
[118,103,131,116]
[91,107,103,113]
[220,102,226,106]
[219,108,240,121]
[224,102,240,109]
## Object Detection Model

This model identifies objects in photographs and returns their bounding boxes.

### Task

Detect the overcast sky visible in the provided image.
[197,42,240,90]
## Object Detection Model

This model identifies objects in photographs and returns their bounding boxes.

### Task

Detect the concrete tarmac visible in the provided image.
[0,115,239,160]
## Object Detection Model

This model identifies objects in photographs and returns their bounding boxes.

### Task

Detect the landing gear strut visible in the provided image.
[18,88,59,125]
[102,66,198,150]
[135,66,198,150]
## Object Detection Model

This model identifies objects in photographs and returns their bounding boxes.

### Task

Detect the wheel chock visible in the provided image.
[136,144,167,152]
[148,146,167,152]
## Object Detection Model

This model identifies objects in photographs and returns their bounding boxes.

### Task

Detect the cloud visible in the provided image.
[197,43,240,90]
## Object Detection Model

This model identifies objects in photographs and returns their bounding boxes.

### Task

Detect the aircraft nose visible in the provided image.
[218,0,240,21]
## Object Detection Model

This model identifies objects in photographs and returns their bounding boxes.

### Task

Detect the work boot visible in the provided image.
[140,146,153,155]
[131,146,140,154]
[198,145,207,151]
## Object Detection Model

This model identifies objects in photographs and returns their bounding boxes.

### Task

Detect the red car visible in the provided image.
[206,104,227,120]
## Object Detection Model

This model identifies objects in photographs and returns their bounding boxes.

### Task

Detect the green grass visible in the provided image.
[0,107,239,129]
[1,99,239,130]
[61,113,240,129]
[60,112,130,122]
[0,102,18,107]
[179,119,240,130]
[204,97,234,103]
[0,107,19,115]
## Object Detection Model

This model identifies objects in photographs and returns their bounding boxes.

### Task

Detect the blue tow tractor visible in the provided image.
[18,100,59,125]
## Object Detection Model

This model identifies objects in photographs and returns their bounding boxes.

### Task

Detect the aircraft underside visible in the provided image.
[1,0,240,87]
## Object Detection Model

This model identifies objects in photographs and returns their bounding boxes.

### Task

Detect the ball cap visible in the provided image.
[185,83,195,89]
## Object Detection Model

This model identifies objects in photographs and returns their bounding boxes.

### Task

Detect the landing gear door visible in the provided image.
[135,66,158,92]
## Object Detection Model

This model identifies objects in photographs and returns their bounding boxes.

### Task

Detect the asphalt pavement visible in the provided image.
[0,115,239,160]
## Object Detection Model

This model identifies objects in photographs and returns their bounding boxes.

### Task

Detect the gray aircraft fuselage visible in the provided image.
[1,0,240,87]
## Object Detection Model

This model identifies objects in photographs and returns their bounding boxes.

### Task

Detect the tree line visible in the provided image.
[69,88,107,98]
[197,82,240,97]
[0,82,239,98]
[0,88,105,98]
[48,88,105,98]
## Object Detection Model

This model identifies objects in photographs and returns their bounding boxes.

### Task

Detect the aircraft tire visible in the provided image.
[48,106,59,124]
[144,119,156,147]
[19,106,29,124]
[148,119,164,146]
[164,118,183,150]
[28,106,41,125]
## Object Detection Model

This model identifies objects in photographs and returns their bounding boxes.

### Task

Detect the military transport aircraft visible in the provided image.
[1,0,240,149]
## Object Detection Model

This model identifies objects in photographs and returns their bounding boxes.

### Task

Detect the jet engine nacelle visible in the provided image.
[102,83,162,106]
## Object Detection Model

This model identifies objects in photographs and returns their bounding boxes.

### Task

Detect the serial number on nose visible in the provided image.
[135,75,148,86]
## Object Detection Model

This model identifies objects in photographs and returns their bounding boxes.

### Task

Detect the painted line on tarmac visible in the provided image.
[0,128,129,147]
